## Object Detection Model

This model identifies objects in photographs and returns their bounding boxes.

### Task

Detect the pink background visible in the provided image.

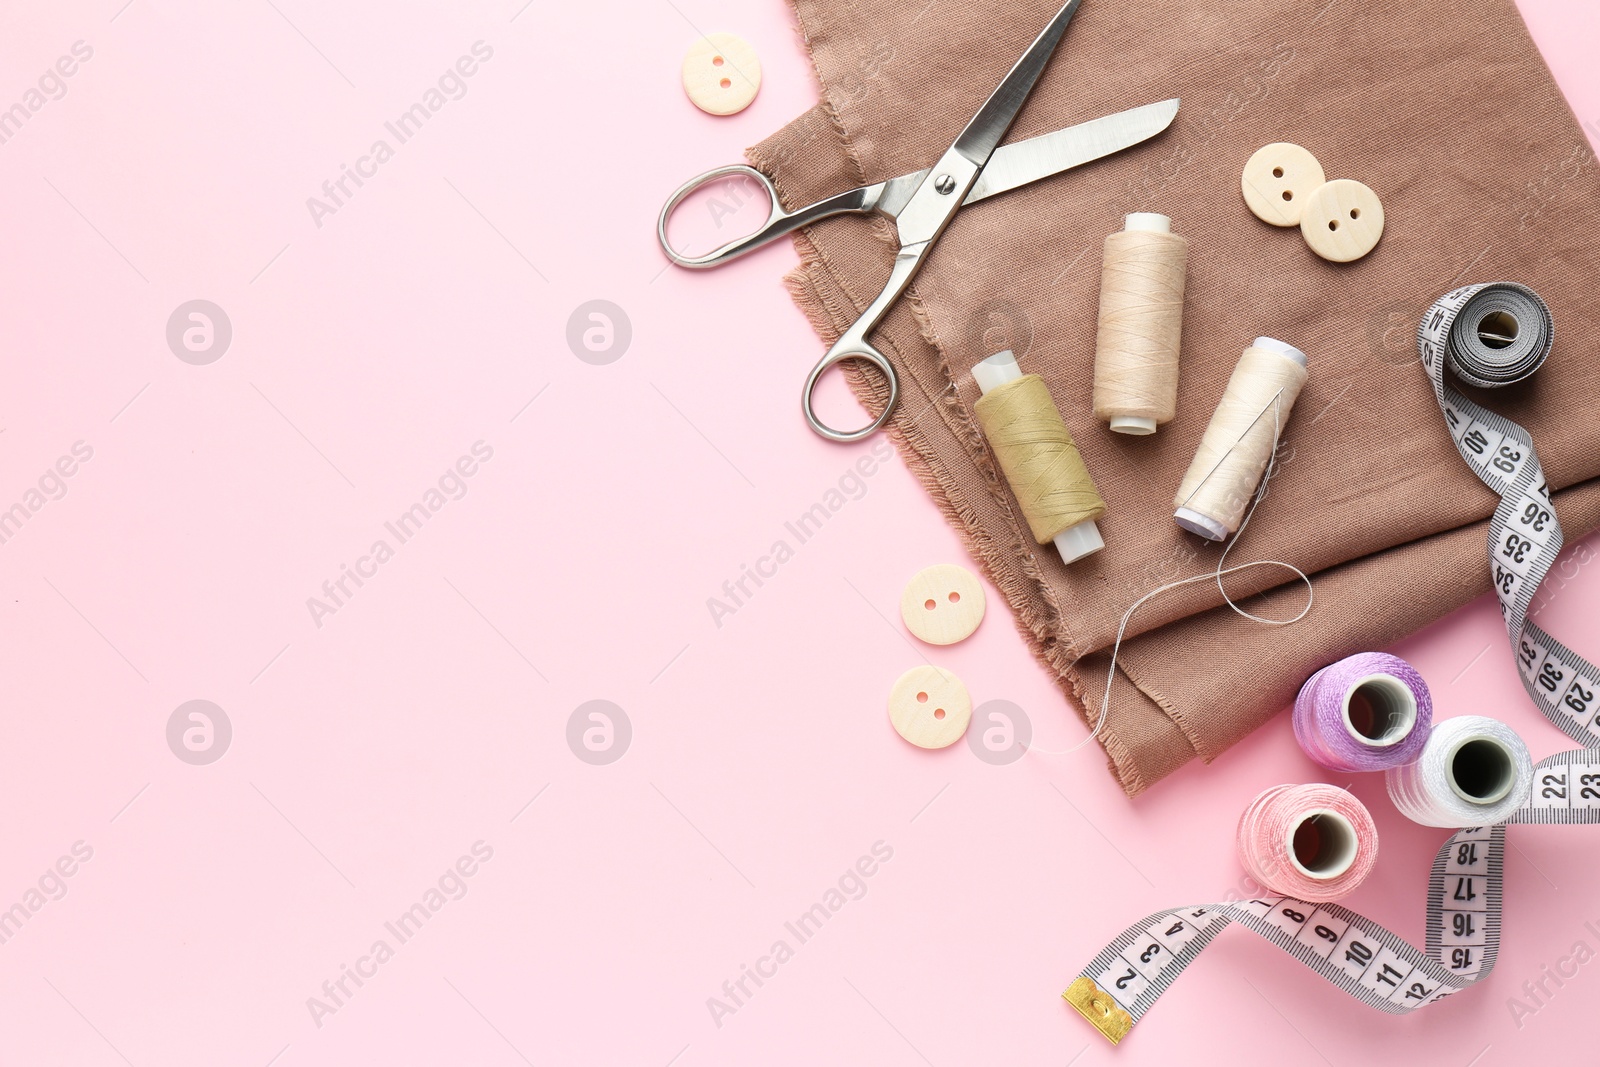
[2,1,1598,1063]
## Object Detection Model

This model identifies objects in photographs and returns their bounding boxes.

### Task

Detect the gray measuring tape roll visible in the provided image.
[1439,283,1554,388]
[1066,283,1600,1044]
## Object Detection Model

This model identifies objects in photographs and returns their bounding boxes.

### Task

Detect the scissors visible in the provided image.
[657,0,1178,442]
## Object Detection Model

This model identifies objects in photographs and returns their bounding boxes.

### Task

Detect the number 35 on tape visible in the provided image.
[1067,284,1600,1043]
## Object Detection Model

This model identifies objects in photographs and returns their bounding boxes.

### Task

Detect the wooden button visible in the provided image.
[1241,143,1326,226]
[900,564,986,645]
[888,666,972,749]
[682,33,761,116]
[1300,179,1385,262]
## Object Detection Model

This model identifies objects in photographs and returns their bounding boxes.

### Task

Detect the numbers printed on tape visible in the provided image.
[1294,911,1349,960]
[1068,825,1510,1042]
[1066,284,1600,1043]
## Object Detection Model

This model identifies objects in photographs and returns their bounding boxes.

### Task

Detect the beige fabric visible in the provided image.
[748,0,1600,794]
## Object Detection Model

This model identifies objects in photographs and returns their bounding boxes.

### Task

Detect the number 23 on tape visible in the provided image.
[1067,284,1600,1043]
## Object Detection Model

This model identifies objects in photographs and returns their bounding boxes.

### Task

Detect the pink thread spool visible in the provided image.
[1237,784,1378,902]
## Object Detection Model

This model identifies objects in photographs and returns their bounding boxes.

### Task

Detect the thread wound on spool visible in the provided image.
[1093,216,1188,435]
[1237,784,1377,902]
[973,366,1106,550]
[1385,716,1534,828]
[1173,339,1308,540]
[1293,653,1433,772]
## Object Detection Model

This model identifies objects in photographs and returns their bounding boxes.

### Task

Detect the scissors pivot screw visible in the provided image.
[658,1,1181,443]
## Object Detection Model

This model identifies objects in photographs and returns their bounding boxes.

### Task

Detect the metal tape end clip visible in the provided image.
[1063,977,1133,1045]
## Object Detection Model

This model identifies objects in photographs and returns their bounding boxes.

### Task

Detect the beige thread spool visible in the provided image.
[973,351,1106,563]
[1173,338,1308,541]
[1093,213,1188,435]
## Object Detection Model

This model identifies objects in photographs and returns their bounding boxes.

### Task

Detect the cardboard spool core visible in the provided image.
[1341,673,1418,748]
[1448,736,1519,805]
[1288,810,1359,880]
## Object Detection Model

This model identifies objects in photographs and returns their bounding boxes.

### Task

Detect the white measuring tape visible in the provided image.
[1419,283,1600,746]
[1066,283,1600,1044]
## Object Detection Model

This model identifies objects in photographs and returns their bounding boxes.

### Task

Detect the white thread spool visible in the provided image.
[1385,716,1534,827]
[1094,213,1188,436]
[1173,338,1308,540]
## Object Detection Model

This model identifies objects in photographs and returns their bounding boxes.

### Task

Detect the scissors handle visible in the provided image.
[802,332,901,444]
[801,248,927,442]
[657,164,883,270]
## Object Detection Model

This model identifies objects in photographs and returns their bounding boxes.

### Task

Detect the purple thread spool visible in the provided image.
[1293,653,1431,772]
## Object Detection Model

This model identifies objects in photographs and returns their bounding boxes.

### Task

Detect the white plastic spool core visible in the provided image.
[1341,673,1418,748]
[1447,735,1519,806]
[971,349,1023,394]
[1252,335,1309,369]
[1287,809,1358,880]
[1106,214,1172,437]
[974,351,1104,564]
[1110,417,1159,435]
[1173,507,1228,542]
[1173,336,1308,541]
[1123,212,1172,234]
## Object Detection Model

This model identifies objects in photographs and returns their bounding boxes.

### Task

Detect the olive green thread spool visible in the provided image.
[973,350,1106,563]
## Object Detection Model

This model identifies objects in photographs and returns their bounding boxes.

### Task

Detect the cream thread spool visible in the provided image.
[1173,338,1308,541]
[973,350,1106,564]
[1093,213,1188,435]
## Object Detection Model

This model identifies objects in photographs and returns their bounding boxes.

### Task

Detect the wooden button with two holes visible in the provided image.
[1300,179,1385,262]
[682,33,761,116]
[888,665,972,749]
[1241,143,1326,227]
[900,564,986,645]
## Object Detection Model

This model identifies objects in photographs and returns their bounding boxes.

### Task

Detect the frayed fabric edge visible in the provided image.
[778,229,1156,794]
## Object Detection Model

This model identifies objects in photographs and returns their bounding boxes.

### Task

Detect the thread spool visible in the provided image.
[972,350,1106,564]
[1293,653,1433,772]
[1093,213,1188,435]
[1173,337,1308,540]
[1237,783,1378,902]
[1385,716,1534,828]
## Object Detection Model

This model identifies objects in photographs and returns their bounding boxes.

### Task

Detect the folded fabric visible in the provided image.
[748,0,1600,794]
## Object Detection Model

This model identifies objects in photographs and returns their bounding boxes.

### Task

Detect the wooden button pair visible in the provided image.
[888,563,986,749]
[1241,143,1384,263]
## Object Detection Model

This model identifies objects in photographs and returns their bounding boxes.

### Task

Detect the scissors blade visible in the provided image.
[951,0,1084,166]
[965,98,1179,205]
[877,100,1179,217]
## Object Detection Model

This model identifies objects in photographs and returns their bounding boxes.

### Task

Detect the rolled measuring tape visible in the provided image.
[1065,283,1600,1044]
[1416,283,1599,747]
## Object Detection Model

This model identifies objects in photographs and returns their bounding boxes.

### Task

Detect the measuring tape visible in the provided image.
[1418,283,1600,746]
[1066,283,1600,1043]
